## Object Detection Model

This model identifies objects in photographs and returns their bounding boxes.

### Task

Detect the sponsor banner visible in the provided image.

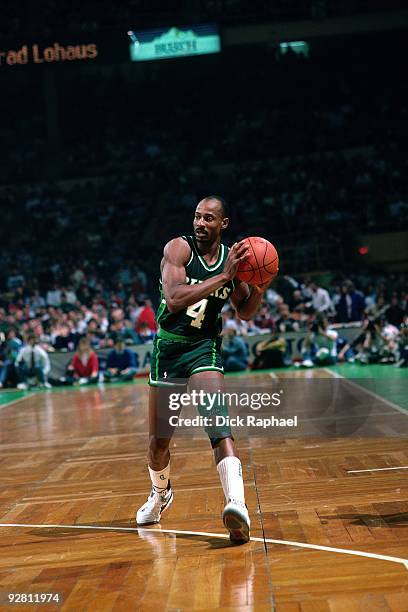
[129,24,221,62]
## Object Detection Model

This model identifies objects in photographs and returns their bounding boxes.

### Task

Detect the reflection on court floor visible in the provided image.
[0,370,407,610]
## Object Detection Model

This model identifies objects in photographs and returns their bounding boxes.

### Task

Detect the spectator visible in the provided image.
[254,304,275,330]
[288,289,305,312]
[396,322,408,368]
[336,281,365,323]
[385,295,405,328]
[135,299,157,333]
[307,281,334,315]
[110,319,139,344]
[275,303,300,333]
[71,267,86,288]
[46,284,62,307]
[365,294,388,319]
[298,314,338,367]
[137,321,155,344]
[52,323,78,351]
[379,320,400,364]
[65,337,99,385]
[128,296,144,324]
[221,321,248,372]
[30,290,46,309]
[339,318,386,364]
[104,336,138,382]
[64,286,77,305]
[59,293,74,314]
[15,331,51,389]
[338,319,372,362]
[86,317,109,348]
[252,332,288,369]
[0,328,22,388]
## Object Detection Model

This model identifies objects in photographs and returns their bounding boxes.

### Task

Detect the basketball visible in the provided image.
[236,236,279,285]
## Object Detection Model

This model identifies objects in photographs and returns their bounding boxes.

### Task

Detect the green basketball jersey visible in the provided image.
[156,235,235,339]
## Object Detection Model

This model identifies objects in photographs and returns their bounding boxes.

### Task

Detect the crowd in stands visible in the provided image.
[1,144,406,294]
[220,273,407,371]
[0,268,406,388]
[0,30,406,388]
[3,34,407,184]
[1,36,406,286]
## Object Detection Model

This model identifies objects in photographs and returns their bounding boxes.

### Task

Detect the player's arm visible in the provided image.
[230,280,270,321]
[162,238,248,313]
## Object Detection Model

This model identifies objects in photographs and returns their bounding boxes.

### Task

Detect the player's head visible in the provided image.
[193,196,229,244]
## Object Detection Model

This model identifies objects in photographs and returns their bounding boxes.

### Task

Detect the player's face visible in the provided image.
[193,199,228,244]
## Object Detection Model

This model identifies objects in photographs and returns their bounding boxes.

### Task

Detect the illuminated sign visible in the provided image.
[0,42,98,66]
[129,24,220,62]
[279,41,309,57]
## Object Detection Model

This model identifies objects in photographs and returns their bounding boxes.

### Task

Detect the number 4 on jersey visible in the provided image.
[186,298,208,329]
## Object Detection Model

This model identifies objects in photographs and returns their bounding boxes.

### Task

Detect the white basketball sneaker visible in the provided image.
[222,498,250,544]
[136,484,173,525]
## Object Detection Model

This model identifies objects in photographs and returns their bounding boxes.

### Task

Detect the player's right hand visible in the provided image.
[223,240,249,281]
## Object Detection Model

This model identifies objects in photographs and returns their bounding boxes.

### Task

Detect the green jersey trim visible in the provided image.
[182,236,194,266]
[211,338,217,366]
[190,365,224,374]
[156,298,166,324]
[149,373,186,387]
[191,238,225,272]
[155,338,161,381]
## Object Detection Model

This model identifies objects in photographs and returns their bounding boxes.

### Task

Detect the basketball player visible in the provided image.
[136,196,269,542]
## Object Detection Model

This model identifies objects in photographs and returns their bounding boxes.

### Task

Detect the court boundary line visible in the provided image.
[15,483,256,505]
[0,393,35,410]
[0,523,406,570]
[323,368,408,416]
[348,466,408,473]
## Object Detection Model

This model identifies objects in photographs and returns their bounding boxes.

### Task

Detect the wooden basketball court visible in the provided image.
[0,370,407,611]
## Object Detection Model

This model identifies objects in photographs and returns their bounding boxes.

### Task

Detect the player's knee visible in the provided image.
[148,436,170,460]
[210,435,232,449]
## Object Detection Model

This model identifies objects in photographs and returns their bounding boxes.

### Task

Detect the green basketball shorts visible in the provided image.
[149,330,224,385]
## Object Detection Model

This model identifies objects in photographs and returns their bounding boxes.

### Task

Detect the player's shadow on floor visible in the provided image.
[27,518,237,548]
[320,512,408,527]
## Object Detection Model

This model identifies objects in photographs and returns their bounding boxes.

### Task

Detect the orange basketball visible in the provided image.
[236,236,279,286]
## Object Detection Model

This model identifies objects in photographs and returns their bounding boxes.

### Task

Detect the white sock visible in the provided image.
[148,463,170,492]
[217,456,245,505]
